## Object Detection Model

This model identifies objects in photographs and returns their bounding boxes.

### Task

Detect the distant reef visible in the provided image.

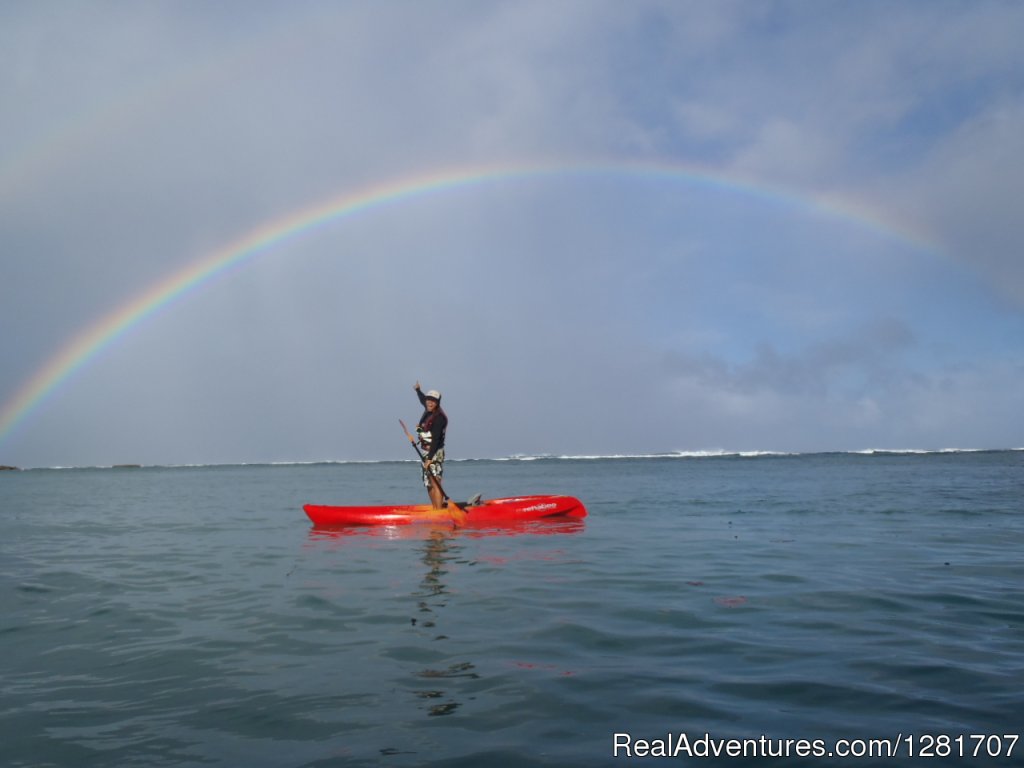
[113,464,142,469]
[0,465,19,471]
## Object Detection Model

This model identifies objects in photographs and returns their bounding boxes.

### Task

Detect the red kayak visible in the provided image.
[303,494,586,527]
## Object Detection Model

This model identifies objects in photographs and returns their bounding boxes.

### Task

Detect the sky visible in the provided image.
[1,0,1023,468]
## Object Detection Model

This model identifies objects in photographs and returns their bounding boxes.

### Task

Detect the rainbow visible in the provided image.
[0,160,937,451]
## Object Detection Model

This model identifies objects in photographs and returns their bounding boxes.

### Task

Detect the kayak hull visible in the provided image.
[303,495,586,527]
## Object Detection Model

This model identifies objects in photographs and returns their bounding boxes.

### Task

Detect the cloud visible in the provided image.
[896,101,1024,306]
[655,331,1023,453]
[1,1,1023,466]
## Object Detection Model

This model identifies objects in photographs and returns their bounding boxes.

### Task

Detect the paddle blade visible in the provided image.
[447,501,468,526]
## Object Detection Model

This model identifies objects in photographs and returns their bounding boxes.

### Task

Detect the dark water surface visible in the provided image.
[2,452,1022,766]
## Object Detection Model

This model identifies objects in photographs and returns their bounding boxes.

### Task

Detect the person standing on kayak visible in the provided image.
[414,382,447,509]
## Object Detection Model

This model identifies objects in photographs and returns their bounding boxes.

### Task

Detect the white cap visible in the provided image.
[425,389,441,401]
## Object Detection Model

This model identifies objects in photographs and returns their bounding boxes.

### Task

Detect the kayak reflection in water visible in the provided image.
[414,382,448,509]
[412,529,477,716]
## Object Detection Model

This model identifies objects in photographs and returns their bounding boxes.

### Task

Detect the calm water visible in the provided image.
[2,452,1022,767]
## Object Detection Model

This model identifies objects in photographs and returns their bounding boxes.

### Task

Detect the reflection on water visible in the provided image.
[306,516,586,544]
[302,518,585,721]
[410,529,478,717]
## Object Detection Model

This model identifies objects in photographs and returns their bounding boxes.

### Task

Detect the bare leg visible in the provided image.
[428,478,444,509]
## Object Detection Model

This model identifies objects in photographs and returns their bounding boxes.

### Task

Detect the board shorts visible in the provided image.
[422,448,445,488]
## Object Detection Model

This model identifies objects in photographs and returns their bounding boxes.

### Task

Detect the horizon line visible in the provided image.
[5,446,1020,471]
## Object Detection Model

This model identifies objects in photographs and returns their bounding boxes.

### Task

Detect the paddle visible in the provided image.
[399,418,467,526]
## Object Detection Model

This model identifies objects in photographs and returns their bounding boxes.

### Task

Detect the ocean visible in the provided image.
[2,451,1022,767]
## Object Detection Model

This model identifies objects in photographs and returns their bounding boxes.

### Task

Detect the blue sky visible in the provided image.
[1,0,1022,467]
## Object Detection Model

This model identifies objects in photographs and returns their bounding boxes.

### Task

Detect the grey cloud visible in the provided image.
[2,1,1023,466]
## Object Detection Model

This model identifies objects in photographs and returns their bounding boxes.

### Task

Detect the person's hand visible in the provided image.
[414,381,421,391]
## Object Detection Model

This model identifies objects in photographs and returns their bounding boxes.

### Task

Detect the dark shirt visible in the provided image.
[416,389,447,459]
